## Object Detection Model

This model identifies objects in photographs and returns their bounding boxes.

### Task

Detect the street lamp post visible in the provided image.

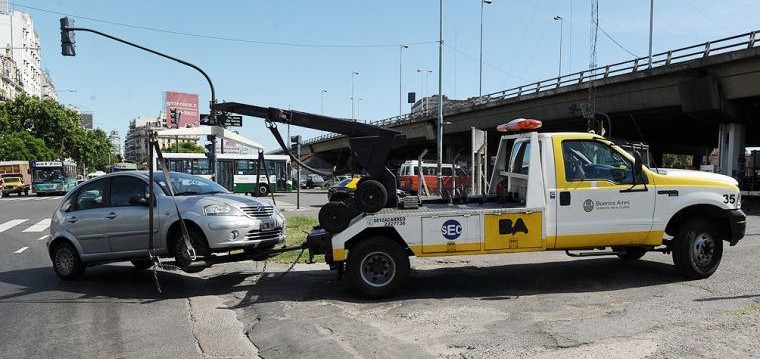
[553,15,563,81]
[479,0,492,97]
[417,69,432,113]
[648,0,654,68]
[351,71,359,121]
[321,89,327,115]
[399,45,408,116]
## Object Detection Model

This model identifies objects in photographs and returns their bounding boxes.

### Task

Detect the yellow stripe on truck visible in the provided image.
[332,248,346,261]
[554,230,664,249]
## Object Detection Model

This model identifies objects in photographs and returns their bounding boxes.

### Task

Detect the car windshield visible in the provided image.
[153,172,229,196]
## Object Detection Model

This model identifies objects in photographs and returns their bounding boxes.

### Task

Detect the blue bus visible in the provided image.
[30,160,78,195]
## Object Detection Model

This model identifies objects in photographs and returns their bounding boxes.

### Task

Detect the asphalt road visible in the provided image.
[1,192,759,359]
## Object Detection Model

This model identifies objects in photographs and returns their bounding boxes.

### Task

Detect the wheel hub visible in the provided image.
[692,233,715,266]
[360,252,395,287]
[56,247,74,275]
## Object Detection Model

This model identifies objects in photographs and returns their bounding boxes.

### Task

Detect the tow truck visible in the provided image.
[214,103,746,298]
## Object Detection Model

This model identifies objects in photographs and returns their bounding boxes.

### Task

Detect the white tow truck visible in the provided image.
[306,120,746,297]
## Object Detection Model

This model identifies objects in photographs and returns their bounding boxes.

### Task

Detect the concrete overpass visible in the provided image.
[296,30,760,176]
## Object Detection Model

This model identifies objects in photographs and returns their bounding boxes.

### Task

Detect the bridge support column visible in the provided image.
[717,123,745,177]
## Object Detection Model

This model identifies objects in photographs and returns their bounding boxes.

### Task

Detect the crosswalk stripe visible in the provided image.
[0,219,28,233]
[22,219,51,233]
[14,247,29,254]
[38,235,48,241]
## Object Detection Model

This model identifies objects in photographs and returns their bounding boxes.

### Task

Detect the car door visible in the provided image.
[64,178,110,254]
[554,138,656,249]
[106,175,153,253]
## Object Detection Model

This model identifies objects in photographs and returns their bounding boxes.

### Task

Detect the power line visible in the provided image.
[596,22,639,58]
[10,2,438,49]
[444,43,527,82]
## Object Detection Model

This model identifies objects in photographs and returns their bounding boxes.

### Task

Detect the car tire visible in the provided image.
[257,184,270,196]
[130,259,153,270]
[613,246,647,261]
[173,226,209,273]
[672,219,724,279]
[52,241,86,280]
[355,180,387,213]
[346,237,410,298]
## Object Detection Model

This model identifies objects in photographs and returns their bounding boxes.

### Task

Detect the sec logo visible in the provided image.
[441,219,462,240]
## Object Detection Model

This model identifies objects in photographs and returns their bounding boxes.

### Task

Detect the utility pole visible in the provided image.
[437,0,445,195]
[399,45,408,116]
[351,71,359,121]
[648,0,654,68]
[321,89,327,115]
[479,0,492,97]
[554,15,563,80]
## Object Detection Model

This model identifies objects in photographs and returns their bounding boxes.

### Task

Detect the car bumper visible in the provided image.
[204,216,285,251]
[727,209,746,246]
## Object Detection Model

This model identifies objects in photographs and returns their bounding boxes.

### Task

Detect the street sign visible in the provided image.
[221,114,243,127]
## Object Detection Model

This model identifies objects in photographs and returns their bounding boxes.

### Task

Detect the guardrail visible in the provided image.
[301,30,759,146]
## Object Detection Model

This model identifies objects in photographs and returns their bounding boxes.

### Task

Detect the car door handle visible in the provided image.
[105,212,118,219]
[67,216,78,223]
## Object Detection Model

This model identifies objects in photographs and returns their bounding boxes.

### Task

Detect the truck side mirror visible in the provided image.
[633,152,644,184]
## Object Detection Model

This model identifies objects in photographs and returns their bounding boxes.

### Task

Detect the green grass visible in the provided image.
[269,216,320,264]
[729,302,760,316]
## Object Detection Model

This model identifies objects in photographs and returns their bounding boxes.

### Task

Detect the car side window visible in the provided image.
[75,179,106,211]
[562,140,633,184]
[110,176,148,207]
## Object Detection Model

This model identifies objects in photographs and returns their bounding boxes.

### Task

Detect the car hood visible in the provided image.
[651,168,738,187]
[197,192,274,208]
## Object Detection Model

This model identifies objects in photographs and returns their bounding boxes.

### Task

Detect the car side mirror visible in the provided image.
[129,195,148,206]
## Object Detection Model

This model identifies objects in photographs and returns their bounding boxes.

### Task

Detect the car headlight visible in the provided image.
[204,204,243,216]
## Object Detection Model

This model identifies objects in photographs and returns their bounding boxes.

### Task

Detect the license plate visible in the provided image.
[260,219,275,231]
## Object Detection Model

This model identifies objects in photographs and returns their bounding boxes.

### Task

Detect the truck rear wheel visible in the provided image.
[672,219,723,279]
[346,237,410,298]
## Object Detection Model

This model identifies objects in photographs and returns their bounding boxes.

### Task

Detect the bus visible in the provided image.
[30,160,78,195]
[154,153,292,196]
[397,160,469,195]
[111,162,138,172]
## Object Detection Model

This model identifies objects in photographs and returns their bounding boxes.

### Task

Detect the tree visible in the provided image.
[161,141,205,154]
[0,131,56,161]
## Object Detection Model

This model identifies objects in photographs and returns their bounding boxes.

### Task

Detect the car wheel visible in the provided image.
[672,219,724,279]
[257,184,270,196]
[52,241,86,280]
[173,227,209,273]
[613,246,647,261]
[346,237,410,298]
[355,180,387,213]
[130,259,153,270]
[319,201,352,233]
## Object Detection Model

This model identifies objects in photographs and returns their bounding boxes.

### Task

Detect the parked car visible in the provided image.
[327,177,360,201]
[47,171,286,280]
[0,173,29,196]
[300,174,326,189]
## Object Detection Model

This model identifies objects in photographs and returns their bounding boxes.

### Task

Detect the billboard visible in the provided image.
[164,91,200,128]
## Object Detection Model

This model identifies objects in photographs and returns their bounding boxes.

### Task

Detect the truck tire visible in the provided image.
[319,201,351,233]
[355,180,387,213]
[613,246,647,261]
[672,219,723,279]
[346,237,410,298]
[52,241,86,280]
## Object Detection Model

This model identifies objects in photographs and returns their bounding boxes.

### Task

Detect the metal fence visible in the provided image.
[302,30,760,146]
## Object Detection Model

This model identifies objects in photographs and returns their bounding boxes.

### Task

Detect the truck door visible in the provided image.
[553,138,656,248]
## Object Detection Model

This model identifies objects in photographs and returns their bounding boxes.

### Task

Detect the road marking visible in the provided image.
[38,235,48,241]
[23,219,51,232]
[14,247,29,254]
[0,219,28,233]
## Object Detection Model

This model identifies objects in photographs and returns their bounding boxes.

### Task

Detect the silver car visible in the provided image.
[47,171,286,280]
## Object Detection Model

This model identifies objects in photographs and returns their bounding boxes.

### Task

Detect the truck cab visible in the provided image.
[307,128,746,298]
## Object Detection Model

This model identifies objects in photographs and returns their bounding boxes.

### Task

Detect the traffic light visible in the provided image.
[169,108,179,126]
[290,135,301,151]
[60,17,76,57]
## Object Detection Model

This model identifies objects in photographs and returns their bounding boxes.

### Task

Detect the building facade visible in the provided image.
[0,9,43,97]
[108,130,121,158]
[0,47,22,100]
[123,115,200,163]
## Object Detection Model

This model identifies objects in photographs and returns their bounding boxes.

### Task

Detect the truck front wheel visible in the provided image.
[346,237,410,298]
[672,219,723,279]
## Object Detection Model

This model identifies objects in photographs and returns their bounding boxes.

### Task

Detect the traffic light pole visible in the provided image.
[59,17,220,181]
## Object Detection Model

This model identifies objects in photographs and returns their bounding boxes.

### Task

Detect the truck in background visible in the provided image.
[0,161,31,196]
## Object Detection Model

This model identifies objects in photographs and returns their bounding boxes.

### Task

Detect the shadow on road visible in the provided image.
[0,257,688,306]
[233,257,688,305]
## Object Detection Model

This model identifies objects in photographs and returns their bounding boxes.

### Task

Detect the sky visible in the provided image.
[12,0,760,152]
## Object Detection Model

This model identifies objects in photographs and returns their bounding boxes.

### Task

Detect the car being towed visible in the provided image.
[47,171,285,280]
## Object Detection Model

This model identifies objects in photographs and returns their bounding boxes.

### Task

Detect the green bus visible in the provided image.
[30,160,78,195]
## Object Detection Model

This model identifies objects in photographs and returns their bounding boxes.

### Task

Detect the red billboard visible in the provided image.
[165,91,200,128]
